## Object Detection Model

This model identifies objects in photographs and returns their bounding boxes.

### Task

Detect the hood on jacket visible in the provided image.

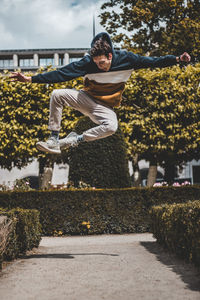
[90,32,115,56]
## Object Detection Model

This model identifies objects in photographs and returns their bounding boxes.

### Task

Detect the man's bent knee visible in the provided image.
[105,121,118,136]
[50,89,64,106]
[51,89,61,100]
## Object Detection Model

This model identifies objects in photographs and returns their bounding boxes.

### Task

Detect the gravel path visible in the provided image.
[0,233,199,300]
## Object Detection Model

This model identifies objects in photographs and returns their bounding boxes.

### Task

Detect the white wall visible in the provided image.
[0,160,39,188]
[0,159,69,187]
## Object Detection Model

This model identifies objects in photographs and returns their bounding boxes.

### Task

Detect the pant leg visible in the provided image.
[48,88,91,131]
[48,88,118,141]
[80,92,118,142]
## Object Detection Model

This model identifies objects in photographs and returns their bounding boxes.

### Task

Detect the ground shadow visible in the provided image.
[140,241,200,292]
[20,252,119,260]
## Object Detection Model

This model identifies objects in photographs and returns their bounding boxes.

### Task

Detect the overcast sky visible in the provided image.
[0,0,106,50]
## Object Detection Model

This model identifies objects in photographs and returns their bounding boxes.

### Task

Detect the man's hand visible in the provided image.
[176,52,191,63]
[10,72,32,82]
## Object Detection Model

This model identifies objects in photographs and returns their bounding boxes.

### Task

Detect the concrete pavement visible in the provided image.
[0,233,199,300]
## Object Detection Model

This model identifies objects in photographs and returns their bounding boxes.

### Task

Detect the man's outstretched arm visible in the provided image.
[129,51,191,69]
[10,55,92,84]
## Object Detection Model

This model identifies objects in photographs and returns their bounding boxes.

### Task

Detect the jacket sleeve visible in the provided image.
[128,52,177,69]
[32,55,91,83]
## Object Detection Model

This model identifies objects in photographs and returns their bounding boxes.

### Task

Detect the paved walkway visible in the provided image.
[0,234,199,300]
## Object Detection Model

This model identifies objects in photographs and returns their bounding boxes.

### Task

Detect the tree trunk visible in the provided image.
[147,157,157,187]
[38,155,55,190]
[132,153,141,187]
[164,161,177,185]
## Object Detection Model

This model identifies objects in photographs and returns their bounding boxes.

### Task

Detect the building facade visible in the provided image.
[0,47,89,71]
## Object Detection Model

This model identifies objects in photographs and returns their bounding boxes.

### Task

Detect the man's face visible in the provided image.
[93,53,112,72]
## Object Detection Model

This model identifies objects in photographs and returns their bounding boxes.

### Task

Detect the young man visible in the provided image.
[11,32,191,154]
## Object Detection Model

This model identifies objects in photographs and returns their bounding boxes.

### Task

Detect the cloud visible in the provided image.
[0,22,15,46]
[0,0,105,49]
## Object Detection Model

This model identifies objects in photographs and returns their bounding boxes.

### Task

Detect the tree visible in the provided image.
[1,63,200,187]
[100,0,200,58]
[116,63,200,185]
[0,68,83,188]
[100,0,200,185]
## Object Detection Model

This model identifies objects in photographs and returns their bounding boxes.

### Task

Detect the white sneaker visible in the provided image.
[36,136,61,154]
[59,132,79,150]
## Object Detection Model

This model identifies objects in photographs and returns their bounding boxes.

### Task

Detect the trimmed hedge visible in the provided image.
[0,186,200,236]
[0,208,42,269]
[68,116,132,188]
[150,200,200,268]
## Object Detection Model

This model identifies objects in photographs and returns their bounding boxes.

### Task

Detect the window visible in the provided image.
[19,58,34,67]
[39,58,54,66]
[0,59,13,67]
[59,58,63,66]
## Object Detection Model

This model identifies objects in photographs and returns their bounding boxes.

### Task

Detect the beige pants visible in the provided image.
[48,89,118,142]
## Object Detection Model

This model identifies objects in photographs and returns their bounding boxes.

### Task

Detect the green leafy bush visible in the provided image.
[68,116,132,188]
[0,208,42,268]
[150,200,200,268]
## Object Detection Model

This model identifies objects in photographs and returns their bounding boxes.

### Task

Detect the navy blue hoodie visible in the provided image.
[32,32,177,107]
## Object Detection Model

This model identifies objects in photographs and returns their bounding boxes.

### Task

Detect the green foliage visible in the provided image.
[13,178,32,191]
[117,63,200,166]
[150,200,200,268]
[1,63,200,177]
[0,210,17,266]
[0,186,200,236]
[67,116,132,188]
[100,0,200,57]
[0,207,42,267]
[0,68,83,170]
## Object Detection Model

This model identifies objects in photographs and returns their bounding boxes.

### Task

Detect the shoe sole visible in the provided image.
[36,142,61,154]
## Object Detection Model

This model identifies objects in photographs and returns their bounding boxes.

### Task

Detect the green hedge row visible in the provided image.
[0,208,42,269]
[0,186,200,236]
[150,200,200,268]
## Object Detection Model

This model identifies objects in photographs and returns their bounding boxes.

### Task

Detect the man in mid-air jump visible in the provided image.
[11,32,191,154]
